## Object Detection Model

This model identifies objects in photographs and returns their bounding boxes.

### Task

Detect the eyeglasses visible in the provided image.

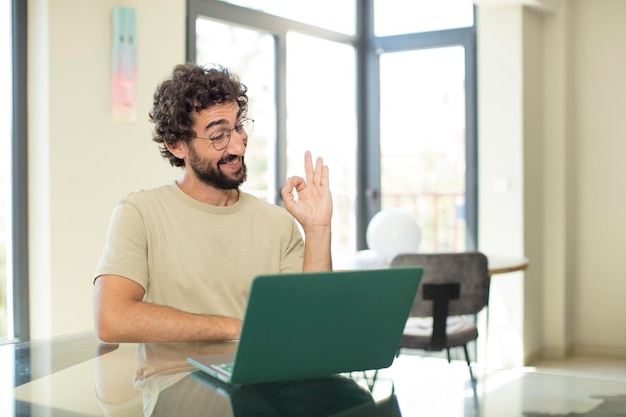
[194,118,254,151]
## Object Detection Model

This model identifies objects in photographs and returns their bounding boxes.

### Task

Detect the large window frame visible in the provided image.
[186,0,477,251]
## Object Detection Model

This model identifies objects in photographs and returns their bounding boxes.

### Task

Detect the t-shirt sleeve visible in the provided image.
[279,216,305,273]
[94,199,149,292]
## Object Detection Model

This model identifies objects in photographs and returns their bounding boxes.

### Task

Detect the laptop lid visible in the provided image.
[189,267,422,385]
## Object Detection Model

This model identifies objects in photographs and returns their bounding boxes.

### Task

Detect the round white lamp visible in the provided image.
[366,208,421,265]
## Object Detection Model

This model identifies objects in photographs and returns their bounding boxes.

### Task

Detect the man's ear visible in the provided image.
[166,140,188,160]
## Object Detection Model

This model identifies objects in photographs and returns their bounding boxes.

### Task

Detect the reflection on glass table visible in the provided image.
[4,332,626,417]
[5,333,399,417]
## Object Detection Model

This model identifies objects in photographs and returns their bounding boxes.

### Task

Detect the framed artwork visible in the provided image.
[111,6,137,122]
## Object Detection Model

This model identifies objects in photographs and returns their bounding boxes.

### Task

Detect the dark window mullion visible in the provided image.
[188,0,355,44]
[356,0,380,249]
[464,10,478,250]
[274,32,287,205]
[12,0,29,342]
[375,26,475,53]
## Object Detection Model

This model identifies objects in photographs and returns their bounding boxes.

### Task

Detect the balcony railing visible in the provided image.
[382,191,466,252]
[245,189,467,254]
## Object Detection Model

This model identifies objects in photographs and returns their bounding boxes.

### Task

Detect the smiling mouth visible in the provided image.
[220,155,240,165]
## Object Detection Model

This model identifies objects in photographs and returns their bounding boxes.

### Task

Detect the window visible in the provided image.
[285,33,357,250]
[380,46,470,251]
[187,0,476,256]
[374,0,474,35]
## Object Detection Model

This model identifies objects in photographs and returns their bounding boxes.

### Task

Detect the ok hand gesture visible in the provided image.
[281,151,333,232]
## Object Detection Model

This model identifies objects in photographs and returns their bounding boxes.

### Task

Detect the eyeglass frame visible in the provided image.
[193,117,254,151]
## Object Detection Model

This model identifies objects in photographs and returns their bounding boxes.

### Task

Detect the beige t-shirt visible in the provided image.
[94,183,304,319]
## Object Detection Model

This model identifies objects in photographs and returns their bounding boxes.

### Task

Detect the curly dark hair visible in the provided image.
[149,63,249,167]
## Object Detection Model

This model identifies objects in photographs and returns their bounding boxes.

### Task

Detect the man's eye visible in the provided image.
[211,130,228,142]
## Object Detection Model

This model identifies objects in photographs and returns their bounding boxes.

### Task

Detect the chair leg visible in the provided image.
[446,347,451,363]
[365,369,379,391]
[463,344,479,406]
[462,344,476,384]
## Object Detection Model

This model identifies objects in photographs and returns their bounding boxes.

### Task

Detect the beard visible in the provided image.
[187,144,247,190]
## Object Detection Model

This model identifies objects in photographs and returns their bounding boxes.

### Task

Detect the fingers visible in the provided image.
[290,176,306,192]
[320,163,329,187]
[281,177,294,204]
[304,151,314,186]
[281,175,305,206]
[284,152,328,205]
[314,155,323,186]
[304,150,326,186]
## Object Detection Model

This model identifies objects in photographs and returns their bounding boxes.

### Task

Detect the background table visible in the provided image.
[486,255,529,275]
[334,251,529,276]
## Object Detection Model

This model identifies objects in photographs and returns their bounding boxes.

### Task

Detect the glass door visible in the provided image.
[379,46,468,252]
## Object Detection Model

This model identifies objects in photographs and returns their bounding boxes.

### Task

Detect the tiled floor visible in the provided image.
[365,353,626,417]
[526,355,626,382]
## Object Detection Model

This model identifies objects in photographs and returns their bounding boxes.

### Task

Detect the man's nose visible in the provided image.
[226,130,247,153]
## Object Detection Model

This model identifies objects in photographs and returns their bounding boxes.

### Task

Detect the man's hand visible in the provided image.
[281,151,333,271]
[281,151,333,232]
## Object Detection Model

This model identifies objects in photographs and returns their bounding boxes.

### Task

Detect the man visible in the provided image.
[93,63,332,343]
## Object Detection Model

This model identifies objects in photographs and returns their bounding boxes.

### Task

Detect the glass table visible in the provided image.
[3,332,626,417]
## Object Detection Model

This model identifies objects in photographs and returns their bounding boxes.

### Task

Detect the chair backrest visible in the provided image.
[390,252,489,317]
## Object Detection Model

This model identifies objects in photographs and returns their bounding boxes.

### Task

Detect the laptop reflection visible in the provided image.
[153,371,403,417]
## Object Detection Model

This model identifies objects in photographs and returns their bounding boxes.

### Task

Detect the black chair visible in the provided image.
[390,252,490,383]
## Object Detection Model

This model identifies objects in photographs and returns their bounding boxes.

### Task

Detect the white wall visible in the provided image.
[28,0,185,339]
[478,0,626,364]
[27,0,626,361]
[569,0,626,358]
[476,3,527,367]
[541,0,572,359]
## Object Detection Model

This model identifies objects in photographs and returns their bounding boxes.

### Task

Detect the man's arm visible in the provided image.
[94,275,241,343]
[281,151,333,272]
